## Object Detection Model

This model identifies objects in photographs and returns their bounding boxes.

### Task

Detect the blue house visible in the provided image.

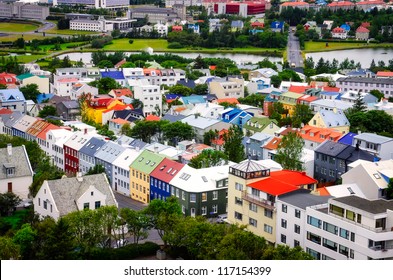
[270,21,285,32]
[36,93,54,104]
[188,24,200,34]
[340,24,351,32]
[0,89,26,112]
[220,108,253,129]
[242,133,273,160]
[100,69,127,87]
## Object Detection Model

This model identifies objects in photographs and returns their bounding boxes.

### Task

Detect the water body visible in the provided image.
[306,48,393,68]
[58,52,283,65]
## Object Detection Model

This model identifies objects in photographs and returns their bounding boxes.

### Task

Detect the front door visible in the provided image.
[7,182,12,193]
[191,208,196,217]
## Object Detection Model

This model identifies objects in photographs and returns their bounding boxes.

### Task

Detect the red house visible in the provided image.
[0,72,17,86]
[63,131,94,175]
[172,25,183,32]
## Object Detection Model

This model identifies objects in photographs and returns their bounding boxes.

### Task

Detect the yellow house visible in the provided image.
[84,97,126,125]
[308,109,350,134]
[279,91,304,117]
[16,73,50,94]
[129,150,165,204]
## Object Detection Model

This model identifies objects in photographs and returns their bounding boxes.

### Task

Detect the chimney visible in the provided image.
[76,172,83,182]
[7,143,12,156]
[154,145,158,154]
[84,128,88,134]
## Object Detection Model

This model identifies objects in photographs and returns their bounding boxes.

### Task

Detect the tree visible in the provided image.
[188,149,228,169]
[0,236,20,260]
[167,84,193,96]
[352,92,367,113]
[223,126,245,163]
[13,224,36,259]
[274,132,304,171]
[120,208,151,244]
[130,120,162,143]
[270,75,282,88]
[162,121,195,146]
[89,77,122,95]
[238,94,264,107]
[131,98,143,109]
[86,164,105,175]
[13,38,25,49]
[369,89,384,102]
[203,129,218,146]
[192,84,208,95]
[262,245,314,260]
[120,123,132,136]
[292,104,314,128]
[20,84,40,102]
[97,60,114,69]
[38,105,57,118]
[0,193,22,217]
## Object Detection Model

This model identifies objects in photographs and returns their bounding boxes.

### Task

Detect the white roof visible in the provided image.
[181,115,220,129]
[279,81,308,90]
[62,121,96,133]
[310,99,353,111]
[187,102,224,118]
[12,115,37,133]
[310,73,347,81]
[112,148,141,170]
[48,129,74,146]
[254,159,283,171]
[325,183,366,198]
[63,131,95,151]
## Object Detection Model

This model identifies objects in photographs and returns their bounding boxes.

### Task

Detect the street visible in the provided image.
[288,28,303,68]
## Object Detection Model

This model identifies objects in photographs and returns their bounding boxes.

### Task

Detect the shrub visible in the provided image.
[129,39,134,44]
[168,42,183,49]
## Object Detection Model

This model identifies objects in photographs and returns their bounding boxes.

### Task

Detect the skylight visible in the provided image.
[138,157,144,162]
[167,168,173,174]
[202,176,208,182]
[373,173,381,179]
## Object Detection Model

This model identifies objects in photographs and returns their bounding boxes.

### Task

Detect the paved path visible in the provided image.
[287,28,303,68]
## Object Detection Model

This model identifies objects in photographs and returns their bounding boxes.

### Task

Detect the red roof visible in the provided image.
[248,177,299,196]
[150,158,185,183]
[37,124,60,140]
[110,118,130,125]
[89,97,116,108]
[114,58,127,68]
[288,85,312,94]
[263,137,281,150]
[216,98,240,104]
[0,72,17,85]
[357,0,384,4]
[146,115,160,121]
[327,1,355,6]
[377,71,393,77]
[251,22,264,27]
[0,108,13,115]
[361,22,371,28]
[172,25,183,31]
[298,95,319,103]
[322,86,340,92]
[281,1,309,6]
[332,27,346,33]
[111,88,133,97]
[356,26,369,33]
[102,104,132,113]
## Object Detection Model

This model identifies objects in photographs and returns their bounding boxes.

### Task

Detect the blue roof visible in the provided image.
[231,20,243,28]
[181,95,205,105]
[320,91,339,96]
[271,21,284,29]
[79,137,107,157]
[101,71,125,80]
[95,141,126,164]
[338,132,358,145]
[165,94,182,100]
[0,89,26,102]
[347,69,374,76]
[340,24,351,31]
[36,93,54,104]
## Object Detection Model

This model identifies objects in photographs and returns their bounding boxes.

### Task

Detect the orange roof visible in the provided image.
[143,68,161,76]
[102,104,132,113]
[317,187,331,196]
[209,65,217,70]
[281,1,309,6]
[288,85,312,94]
[300,125,342,143]
[299,95,319,103]
[110,118,130,125]
[58,78,79,83]
[174,106,187,112]
[248,177,299,196]
[377,71,393,77]
[322,86,340,92]
[111,88,133,97]
[356,26,369,33]
[357,0,384,4]
[270,170,317,186]
[328,1,355,6]
[216,98,240,104]
[37,124,60,140]
[146,115,160,121]
[263,137,282,150]
[211,138,225,146]
[0,108,12,114]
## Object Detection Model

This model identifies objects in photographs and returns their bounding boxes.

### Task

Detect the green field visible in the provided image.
[0,22,39,33]
[0,34,46,42]
[12,54,47,63]
[304,41,393,52]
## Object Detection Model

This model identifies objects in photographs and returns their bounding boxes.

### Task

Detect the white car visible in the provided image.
[216,214,228,224]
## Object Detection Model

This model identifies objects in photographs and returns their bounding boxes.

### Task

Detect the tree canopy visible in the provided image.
[274,132,304,171]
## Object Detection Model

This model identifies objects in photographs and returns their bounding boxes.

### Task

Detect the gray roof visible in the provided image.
[79,137,107,157]
[279,190,331,210]
[130,139,148,150]
[310,99,352,111]
[0,145,33,180]
[337,76,393,85]
[231,159,269,172]
[46,173,117,217]
[318,109,349,127]
[315,140,348,156]
[94,141,126,164]
[60,101,79,109]
[333,196,393,214]
[1,111,23,128]
[250,132,273,142]
[116,135,135,147]
[162,113,186,122]
[354,133,393,144]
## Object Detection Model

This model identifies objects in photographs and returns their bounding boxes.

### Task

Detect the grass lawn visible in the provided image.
[0,22,39,33]
[0,34,46,42]
[304,41,393,52]
[13,54,47,63]
[1,209,29,229]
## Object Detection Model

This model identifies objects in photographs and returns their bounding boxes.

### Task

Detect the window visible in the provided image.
[83,202,89,209]
[202,192,207,201]
[330,204,344,217]
[235,182,243,191]
[182,205,185,214]
[307,232,321,244]
[357,214,362,223]
[339,245,349,257]
[249,203,257,212]
[246,217,257,228]
[306,248,320,260]
[281,219,287,228]
[294,224,300,234]
[212,205,218,214]
[323,238,338,252]
[95,201,101,209]
[234,211,243,221]
[235,197,243,206]
[264,224,273,234]
[307,216,322,228]
[264,209,273,219]
[323,222,338,235]
[294,240,300,247]
[339,228,349,239]
[212,191,218,200]
[43,201,47,210]
[176,189,179,198]
[295,209,301,218]
[201,206,207,215]
[282,204,287,213]
[182,191,185,201]
[190,194,196,203]
[281,234,286,244]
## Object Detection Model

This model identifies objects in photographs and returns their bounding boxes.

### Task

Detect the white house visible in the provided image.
[0,144,33,199]
[352,133,393,160]
[33,173,118,221]
[154,23,168,37]
[133,84,162,117]
[45,129,73,171]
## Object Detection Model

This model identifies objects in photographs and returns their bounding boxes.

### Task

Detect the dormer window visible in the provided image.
[3,163,15,178]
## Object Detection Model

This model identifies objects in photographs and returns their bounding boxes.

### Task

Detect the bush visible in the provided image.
[129,39,134,44]
[83,242,160,260]
[168,42,183,49]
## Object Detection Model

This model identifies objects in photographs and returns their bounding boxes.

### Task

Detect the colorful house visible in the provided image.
[149,158,185,201]
[84,97,127,125]
[279,91,304,117]
[171,25,183,32]
[243,116,279,136]
[16,73,50,94]
[308,109,350,134]
[130,150,166,203]
[298,125,343,150]
[0,72,16,87]
[356,26,370,40]
[219,107,253,129]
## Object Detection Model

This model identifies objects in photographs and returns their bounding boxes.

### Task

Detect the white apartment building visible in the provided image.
[165,0,202,7]
[0,2,49,20]
[336,77,393,97]
[154,23,168,37]
[45,129,74,171]
[305,196,393,260]
[54,0,128,9]
[208,77,245,99]
[133,84,162,117]
[70,19,113,32]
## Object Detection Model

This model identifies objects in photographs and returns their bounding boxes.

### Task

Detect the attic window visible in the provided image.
[151,162,156,166]
[171,170,177,175]
[347,187,355,195]
[373,173,381,179]
[202,176,208,182]
[138,157,144,162]
[91,191,94,196]
[167,168,173,173]
[160,165,166,171]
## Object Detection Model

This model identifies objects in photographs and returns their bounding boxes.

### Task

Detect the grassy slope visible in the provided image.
[0,22,38,33]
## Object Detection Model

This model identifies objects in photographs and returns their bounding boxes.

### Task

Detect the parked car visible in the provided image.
[216,213,228,224]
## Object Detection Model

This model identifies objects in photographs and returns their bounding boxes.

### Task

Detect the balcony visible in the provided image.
[241,191,275,210]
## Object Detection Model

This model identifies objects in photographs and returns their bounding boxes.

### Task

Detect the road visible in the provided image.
[288,28,304,68]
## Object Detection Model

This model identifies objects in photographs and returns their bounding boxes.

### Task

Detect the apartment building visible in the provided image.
[208,77,245,99]
[336,77,393,97]
[133,84,162,117]
[0,2,49,20]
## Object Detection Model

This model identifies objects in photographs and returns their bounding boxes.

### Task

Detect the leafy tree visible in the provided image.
[0,236,20,260]
[131,98,143,109]
[20,84,40,102]
[203,129,218,146]
[275,132,304,171]
[38,105,57,118]
[219,101,238,108]
[223,126,245,163]
[120,123,132,136]
[257,58,278,71]
[89,77,122,95]
[86,164,105,175]
[262,245,314,260]
[120,208,151,244]
[13,38,25,49]
[13,224,36,259]
[188,149,228,169]
[192,84,208,95]
[369,89,384,102]
[238,94,264,107]
[57,18,70,30]
[292,104,314,128]
[167,84,193,96]
[270,75,282,88]
[130,120,162,143]
[353,92,367,113]
[162,121,195,146]
[97,60,114,69]
[0,193,22,217]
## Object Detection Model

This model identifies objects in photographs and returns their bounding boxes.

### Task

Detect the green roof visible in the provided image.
[16,73,34,80]
[243,117,278,132]
[130,150,166,174]
[281,91,304,99]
